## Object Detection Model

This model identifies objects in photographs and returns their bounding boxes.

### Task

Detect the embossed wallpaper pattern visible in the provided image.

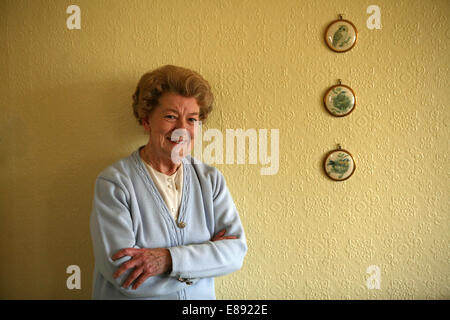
[1,0,449,299]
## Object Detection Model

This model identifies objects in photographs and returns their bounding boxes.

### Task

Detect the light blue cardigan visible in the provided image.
[90,146,247,299]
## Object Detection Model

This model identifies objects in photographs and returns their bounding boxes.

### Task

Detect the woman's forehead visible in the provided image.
[158,92,199,113]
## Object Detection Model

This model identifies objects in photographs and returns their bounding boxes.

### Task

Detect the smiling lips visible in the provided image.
[168,136,187,144]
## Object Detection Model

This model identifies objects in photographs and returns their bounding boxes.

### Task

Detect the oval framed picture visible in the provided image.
[325,18,358,53]
[323,148,356,181]
[323,83,356,117]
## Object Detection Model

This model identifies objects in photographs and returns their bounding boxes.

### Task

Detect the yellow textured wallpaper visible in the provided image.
[1,0,449,299]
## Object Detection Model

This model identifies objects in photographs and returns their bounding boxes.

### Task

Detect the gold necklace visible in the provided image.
[142,146,180,174]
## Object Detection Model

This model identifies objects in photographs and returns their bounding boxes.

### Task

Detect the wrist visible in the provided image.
[165,248,173,273]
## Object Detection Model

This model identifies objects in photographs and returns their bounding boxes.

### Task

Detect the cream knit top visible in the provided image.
[141,160,183,221]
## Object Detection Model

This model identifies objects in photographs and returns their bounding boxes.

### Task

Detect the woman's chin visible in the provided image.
[165,144,191,162]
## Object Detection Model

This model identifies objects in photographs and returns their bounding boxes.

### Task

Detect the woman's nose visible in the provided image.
[175,118,188,129]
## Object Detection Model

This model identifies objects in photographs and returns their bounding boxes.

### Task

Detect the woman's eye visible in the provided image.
[189,118,198,123]
[165,115,176,120]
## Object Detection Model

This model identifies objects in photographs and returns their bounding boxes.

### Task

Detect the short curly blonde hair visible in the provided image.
[132,65,214,125]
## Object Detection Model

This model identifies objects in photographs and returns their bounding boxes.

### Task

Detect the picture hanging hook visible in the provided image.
[338,79,342,85]
[338,14,343,20]
[337,144,342,150]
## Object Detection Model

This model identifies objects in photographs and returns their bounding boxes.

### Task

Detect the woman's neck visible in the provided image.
[140,145,180,176]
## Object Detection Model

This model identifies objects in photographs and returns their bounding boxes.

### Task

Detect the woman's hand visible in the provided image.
[211,229,237,241]
[112,248,172,290]
[111,230,234,290]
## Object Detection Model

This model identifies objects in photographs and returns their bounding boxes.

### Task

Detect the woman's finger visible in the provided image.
[214,236,237,241]
[211,229,226,241]
[122,267,143,288]
[112,248,138,261]
[221,236,237,240]
[132,272,152,290]
[113,259,136,279]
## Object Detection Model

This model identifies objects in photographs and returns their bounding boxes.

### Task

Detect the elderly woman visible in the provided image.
[90,65,247,300]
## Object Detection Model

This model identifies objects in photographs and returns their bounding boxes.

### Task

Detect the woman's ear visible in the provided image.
[141,117,151,134]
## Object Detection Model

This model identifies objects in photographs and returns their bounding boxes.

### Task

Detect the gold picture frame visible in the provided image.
[325,16,358,53]
[323,80,357,117]
[323,146,356,181]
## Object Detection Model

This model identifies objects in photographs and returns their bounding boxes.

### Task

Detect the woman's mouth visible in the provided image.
[167,137,186,145]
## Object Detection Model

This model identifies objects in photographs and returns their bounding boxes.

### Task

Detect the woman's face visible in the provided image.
[142,92,200,163]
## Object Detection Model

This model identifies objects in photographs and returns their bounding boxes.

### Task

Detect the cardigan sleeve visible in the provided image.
[90,177,185,298]
[168,170,248,280]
